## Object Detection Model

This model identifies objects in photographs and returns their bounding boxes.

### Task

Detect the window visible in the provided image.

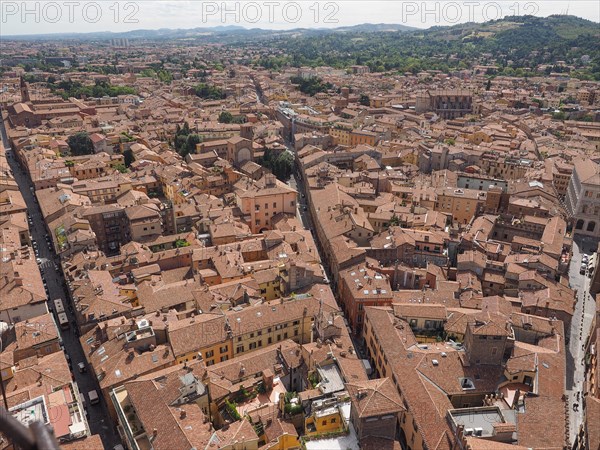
[273,202,277,208]
[205,350,214,358]
[220,355,228,362]
[236,345,244,354]
[220,345,228,353]
[206,360,214,366]
[249,342,257,350]
[290,201,295,207]
[322,420,327,426]
[265,203,268,209]
[491,347,497,355]
[268,337,272,344]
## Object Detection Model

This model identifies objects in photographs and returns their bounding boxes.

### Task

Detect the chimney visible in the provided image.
[180,409,186,419]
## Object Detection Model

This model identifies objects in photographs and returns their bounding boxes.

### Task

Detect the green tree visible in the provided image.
[114,163,128,173]
[289,76,333,96]
[274,151,294,180]
[67,132,94,156]
[485,79,492,91]
[175,239,190,248]
[218,111,234,124]
[123,149,135,167]
[185,134,200,154]
[194,83,225,100]
[258,149,294,181]
[359,94,370,106]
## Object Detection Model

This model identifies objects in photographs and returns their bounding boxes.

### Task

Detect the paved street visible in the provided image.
[1,117,121,448]
[566,235,598,444]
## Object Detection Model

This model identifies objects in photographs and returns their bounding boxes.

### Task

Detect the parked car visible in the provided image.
[78,362,86,373]
[88,390,99,405]
[582,254,589,264]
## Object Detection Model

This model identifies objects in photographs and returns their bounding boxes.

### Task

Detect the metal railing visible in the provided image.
[0,409,60,450]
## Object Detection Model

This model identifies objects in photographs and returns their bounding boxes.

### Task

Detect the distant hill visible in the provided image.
[3,22,416,40]
[3,15,599,79]
[256,15,600,79]
[328,23,416,33]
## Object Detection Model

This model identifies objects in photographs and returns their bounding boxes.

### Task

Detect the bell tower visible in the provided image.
[20,77,31,103]
[240,123,254,142]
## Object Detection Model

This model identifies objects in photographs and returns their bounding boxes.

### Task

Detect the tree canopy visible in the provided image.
[194,83,226,100]
[173,122,201,157]
[49,79,136,100]
[289,76,334,96]
[67,132,94,156]
[258,149,294,181]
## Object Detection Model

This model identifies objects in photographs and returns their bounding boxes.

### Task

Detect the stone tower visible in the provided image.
[20,76,30,103]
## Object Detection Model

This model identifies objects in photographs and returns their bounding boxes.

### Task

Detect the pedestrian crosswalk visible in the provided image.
[39,260,55,270]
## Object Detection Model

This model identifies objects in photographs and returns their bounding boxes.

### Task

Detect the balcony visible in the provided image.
[111,387,151,450]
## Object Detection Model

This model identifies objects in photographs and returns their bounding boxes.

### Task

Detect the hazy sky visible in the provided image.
[1,1,599,36]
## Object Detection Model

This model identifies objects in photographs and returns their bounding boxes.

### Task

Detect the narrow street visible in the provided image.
[0,116,122,449]
[566,235,598,444]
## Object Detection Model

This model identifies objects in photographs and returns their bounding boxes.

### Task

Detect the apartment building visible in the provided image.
[415,90,473,119]
[338,265,393,334]
[235,174,297,233]
[81,205,129,255]
[125,204,163,241]
[435,187,488,224]
[565,158,600,237]
[227,297,319,357]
